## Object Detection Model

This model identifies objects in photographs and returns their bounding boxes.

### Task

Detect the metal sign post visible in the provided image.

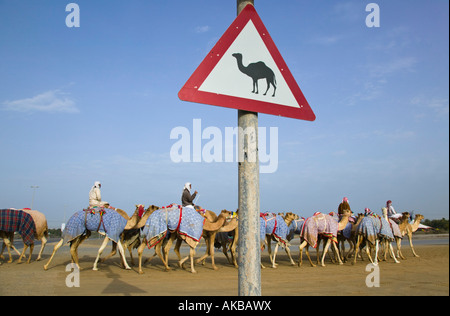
[179,0,315,296]
[237,0,261,297]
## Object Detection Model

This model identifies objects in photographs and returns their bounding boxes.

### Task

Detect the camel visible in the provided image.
[298,210,352,267]
[259,212,294,269]
[352,212,398,266]
[376,208,401,264]
[196,213,239,270]
[338,213,364,262]
[1,209,36,263]
[232,53,277,97]
[213,228,238,268]
[136,204,232,274]
[100,205,159,267]
[397,212,424,258]
[43,206,145,271]
[269,212,297,268]
[0,209,36,264]
[168,210,232,273]
[1,208,49,263]
[22,209,48,261]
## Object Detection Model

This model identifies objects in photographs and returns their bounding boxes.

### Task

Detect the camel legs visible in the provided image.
[266,236,277,268]
[273,241,296,267]
[252,79,259,94]
[263,78,276,97]
[196,232,219,270]
[1,236,21,263]
[230,229,238,268]
[137,238,169,274]
[115,240,131,270]
[298,240,315,267]
[179,246,197,274]
[352,235,364,265]
[406,232,420,257]
[36,236,47,261]
[395,237,406,260]
[92,235,132,271]
[363,240,379,266]
[320,239,343,267]
[42,236,84,271]
[137,240,147,274]
[44,238,64,270]
[67,232,90,270]
[93,236,110,271]
[101,241,117,263]
[387,241,400,263]
[17,243,34,264]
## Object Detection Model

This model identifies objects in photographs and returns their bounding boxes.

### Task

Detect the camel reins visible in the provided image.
[84,208,107,234]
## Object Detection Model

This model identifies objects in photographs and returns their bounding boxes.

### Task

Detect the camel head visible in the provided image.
[285,212,296,220]
[219,209,233,220]
[401,212,411,222]
[232,53,242,60]
[341,209,352,217]
[414,214,424,222]
[135,204,145,217]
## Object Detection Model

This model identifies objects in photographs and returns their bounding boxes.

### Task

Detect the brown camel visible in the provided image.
[196,214,238,270]
[100,205,159,267]
[136,208,232,274]
[397,212,424,258]
[43,206,147,271]
[22,209,49,261]
[162,210,232,274]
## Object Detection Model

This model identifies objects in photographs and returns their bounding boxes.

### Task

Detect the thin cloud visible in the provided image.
[195,25,210,33]
[314,35,343,45]
[2,90,79,114]
[368,57,417,79]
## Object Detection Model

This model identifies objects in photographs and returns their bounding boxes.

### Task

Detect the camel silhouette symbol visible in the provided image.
[232,53,277,97]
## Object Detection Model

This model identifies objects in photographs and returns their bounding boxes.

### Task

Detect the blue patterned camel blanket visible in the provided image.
[62,207,128,243]
[259,213,290,246]
[0,209,36,246]
[287,218,305,241]
[141,204,206,249]
[300,212,339,248]
[356,215,394,246]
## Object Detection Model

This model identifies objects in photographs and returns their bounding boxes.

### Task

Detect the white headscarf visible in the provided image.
[183,182,191,193]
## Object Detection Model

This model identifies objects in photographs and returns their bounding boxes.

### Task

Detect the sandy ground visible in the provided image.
[0,236,448,296]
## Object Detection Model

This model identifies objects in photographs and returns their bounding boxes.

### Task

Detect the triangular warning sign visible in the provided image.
[178,4,315,121]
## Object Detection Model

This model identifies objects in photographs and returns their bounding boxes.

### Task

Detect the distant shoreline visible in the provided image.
[413,233,449,240]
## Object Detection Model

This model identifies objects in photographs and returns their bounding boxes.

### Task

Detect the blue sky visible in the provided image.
[0,0,448,228]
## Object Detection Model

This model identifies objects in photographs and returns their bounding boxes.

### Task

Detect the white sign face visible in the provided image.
[198,20,300,109]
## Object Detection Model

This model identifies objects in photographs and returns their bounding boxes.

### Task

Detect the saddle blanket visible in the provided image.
[301,212,339,248]
[342,222,353,240]
[357,215,394,245]
[63,207,128,243]
[260,213,289,246]
[0,209,36,246]
[141,204,205,249]
[388,218,402,238]
[287,218,305,240]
